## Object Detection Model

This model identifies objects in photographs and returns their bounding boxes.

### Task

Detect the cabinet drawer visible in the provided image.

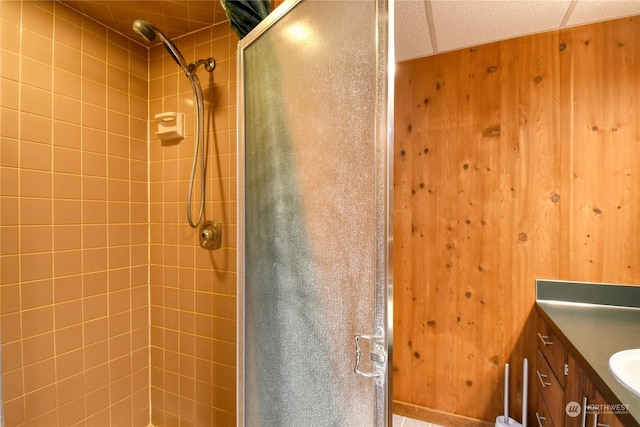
[537,316,567,387]
[537,349,565,427]
[535,390,557,427]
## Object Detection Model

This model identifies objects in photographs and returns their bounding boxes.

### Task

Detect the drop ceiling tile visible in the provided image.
[432,0,572,53]
[565,0,640,27]
[395,0,434,62]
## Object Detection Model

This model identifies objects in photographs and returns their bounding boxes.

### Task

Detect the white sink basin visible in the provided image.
[609,349,640,397]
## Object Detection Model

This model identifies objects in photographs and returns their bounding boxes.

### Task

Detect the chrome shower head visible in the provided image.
[132,19,190,75]
[132,19,156,43]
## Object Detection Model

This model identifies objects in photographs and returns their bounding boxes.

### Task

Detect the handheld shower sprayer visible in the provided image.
[133,19,216,230]
[132,19,215,77]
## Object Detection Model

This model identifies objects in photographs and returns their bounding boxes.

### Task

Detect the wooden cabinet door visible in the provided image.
[564,353,593,427]
[564,353,626,427]
[590,390,626,427]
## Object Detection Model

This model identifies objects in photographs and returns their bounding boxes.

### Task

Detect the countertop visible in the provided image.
[536,280,640,426]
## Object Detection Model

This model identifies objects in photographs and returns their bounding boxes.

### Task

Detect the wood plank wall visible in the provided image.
[393,16,640,425]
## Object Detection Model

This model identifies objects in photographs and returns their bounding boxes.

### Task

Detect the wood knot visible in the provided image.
[534,75,542,83]
[550,192,560,203]
[482,123,501,138]
[559,42,567,51]
[518,232,528,241]
[487,65,498,73]
[400,149,406,157]
[593,207,602,215]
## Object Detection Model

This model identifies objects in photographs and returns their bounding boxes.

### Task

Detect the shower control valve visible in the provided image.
[199,220,222,250]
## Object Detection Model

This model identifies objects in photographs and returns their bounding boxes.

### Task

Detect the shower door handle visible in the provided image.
[354,326,386,386]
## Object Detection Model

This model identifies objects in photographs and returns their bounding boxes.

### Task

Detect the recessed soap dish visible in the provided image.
[154,112,184,141]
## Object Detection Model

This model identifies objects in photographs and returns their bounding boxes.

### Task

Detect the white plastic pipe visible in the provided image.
[504,363,509,422]
[522,359,529,427]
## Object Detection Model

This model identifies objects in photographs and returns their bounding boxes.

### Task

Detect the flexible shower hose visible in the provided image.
[186,74,206,228]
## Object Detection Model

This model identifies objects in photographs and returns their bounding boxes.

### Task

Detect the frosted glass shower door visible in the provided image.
[237,1,393,426]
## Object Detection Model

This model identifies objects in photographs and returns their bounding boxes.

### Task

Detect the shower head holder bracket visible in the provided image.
[187,58,216,77]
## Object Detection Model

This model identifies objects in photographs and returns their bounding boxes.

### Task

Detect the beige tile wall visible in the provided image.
[147,22,238,427]
[1,1,150,425]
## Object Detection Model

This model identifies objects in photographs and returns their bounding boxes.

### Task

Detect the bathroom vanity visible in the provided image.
[535,280,640,427]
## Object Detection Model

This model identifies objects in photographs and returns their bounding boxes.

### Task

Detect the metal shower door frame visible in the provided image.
[236,0,394,425]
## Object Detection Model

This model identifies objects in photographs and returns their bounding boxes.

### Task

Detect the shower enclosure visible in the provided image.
[237,0,394,426]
